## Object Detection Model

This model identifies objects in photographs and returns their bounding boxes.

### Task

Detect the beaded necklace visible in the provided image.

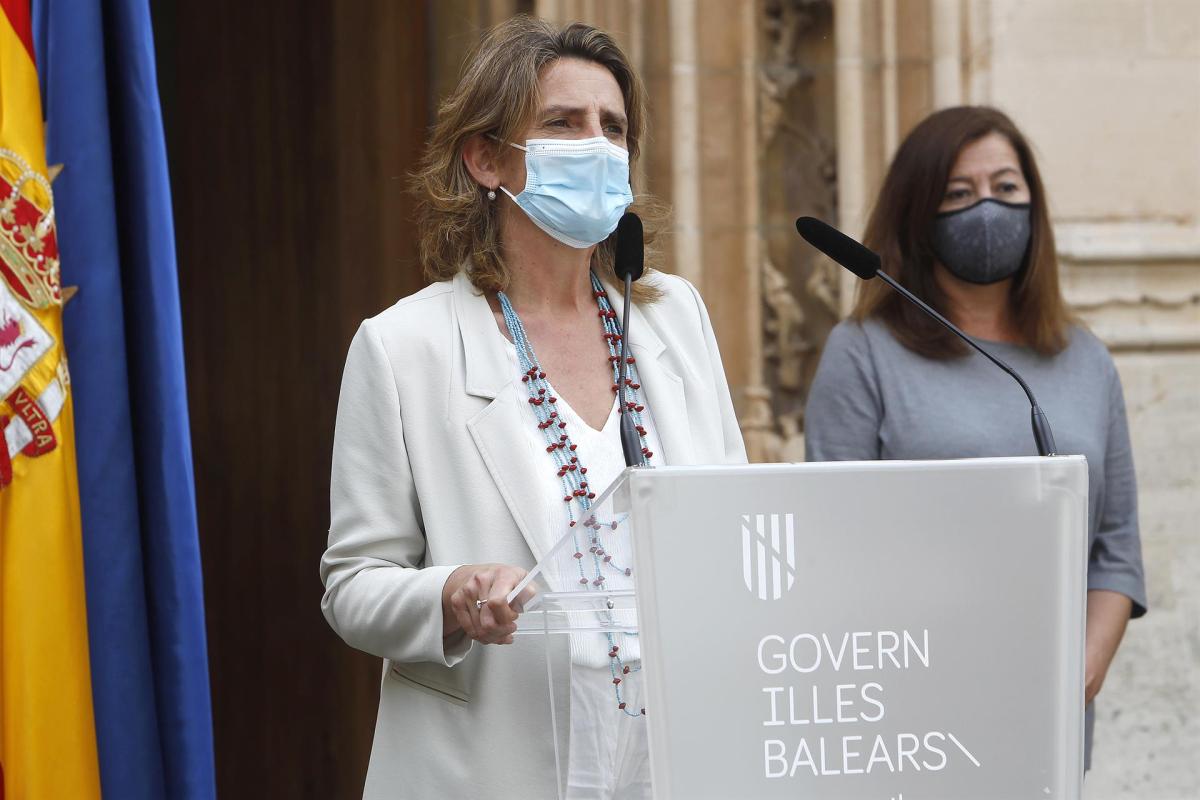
[497,271,652,716]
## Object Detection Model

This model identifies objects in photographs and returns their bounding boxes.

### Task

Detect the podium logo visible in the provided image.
[741,513,796,600]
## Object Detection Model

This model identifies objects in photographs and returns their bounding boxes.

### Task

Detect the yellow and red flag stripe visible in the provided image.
[0,0,102,797]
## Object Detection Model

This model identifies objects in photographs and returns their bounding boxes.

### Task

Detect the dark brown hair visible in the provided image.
[412,15,663,302]
[852,105,1071,358]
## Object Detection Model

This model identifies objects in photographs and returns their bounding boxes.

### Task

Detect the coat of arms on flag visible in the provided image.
[0,146,62,309]
[0,147,64,487]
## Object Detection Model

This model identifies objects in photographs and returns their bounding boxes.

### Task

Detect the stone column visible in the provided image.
[833,0,870,314]
[664,0,703,287]
[930,0,963,107]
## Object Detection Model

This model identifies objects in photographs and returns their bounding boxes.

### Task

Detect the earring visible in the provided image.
[487,188,497,201]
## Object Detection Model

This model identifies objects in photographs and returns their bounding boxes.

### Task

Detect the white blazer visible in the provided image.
[322,269,746,799]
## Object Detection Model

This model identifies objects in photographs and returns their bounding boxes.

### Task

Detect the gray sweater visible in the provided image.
[805,318,1147,617]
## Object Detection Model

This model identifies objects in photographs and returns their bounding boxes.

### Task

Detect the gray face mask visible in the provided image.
[931,198,1031,285]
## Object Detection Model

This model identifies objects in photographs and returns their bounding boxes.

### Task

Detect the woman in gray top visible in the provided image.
[804,106,1146,768]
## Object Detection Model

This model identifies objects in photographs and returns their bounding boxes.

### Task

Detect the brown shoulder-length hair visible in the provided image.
[851,105,1071,358]
[412,15,664,302]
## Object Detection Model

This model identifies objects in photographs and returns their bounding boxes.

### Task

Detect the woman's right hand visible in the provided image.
[441,563,531,645]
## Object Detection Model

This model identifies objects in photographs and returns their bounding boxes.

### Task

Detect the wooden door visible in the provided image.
[156,2,430,796]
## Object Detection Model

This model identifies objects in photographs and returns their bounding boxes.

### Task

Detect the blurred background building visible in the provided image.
[148,1,1198,797]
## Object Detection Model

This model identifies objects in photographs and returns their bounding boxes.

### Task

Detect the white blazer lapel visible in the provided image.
[604,279,697,466]
[466,384,552,563]
[453,272,551,562]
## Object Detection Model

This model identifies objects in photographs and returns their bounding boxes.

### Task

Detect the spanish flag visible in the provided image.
[0,0,102,796]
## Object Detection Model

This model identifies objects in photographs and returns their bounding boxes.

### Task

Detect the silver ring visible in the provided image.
[475,598,487,610]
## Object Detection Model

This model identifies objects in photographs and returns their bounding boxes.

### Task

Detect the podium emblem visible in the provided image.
[740,513,796,600]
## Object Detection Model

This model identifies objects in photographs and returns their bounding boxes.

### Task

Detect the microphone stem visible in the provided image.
[874,271,1057,456]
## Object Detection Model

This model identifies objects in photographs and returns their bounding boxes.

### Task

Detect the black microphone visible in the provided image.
[614,212,646,468]
[795,216,1057,457]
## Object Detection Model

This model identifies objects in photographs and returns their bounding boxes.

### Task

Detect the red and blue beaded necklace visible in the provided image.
[497,270,653,716]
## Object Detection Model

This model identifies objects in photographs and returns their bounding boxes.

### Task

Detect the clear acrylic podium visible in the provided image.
[508,457,1088,800]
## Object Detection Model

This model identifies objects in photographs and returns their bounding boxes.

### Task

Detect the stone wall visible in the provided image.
[957,3,1198,795]
[985,2,1200,796]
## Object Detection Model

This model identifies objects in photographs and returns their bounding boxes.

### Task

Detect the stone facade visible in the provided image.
[433,2,1200,796]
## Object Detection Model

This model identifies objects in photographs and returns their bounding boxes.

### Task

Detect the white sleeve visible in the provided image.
[320,320,471,665]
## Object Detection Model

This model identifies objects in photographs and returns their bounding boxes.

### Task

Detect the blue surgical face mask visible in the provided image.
[499,136,634,249]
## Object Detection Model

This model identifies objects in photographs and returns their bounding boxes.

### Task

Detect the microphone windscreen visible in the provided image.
[614,212,645,281]
[794,217,881,280]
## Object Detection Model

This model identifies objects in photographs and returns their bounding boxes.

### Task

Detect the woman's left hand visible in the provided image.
[442,563,532,645]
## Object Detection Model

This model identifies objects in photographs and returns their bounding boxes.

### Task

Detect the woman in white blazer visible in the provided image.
[321,16,746,799]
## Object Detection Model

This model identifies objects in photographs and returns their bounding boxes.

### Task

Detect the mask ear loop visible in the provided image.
[486,132,527,152]
[483,133,526,200]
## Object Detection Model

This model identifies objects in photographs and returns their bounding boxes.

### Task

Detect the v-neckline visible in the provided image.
[498,334,619,434]
[552,385,620,437]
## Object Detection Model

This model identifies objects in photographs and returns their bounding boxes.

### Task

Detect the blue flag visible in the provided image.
[33,2,216,798]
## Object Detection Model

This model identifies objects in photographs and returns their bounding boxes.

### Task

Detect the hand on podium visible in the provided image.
[442,563,532,645]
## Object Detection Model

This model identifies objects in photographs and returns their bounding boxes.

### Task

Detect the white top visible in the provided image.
[499,335,664,552]
[505,340,659,798]
[502,337,663,663]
